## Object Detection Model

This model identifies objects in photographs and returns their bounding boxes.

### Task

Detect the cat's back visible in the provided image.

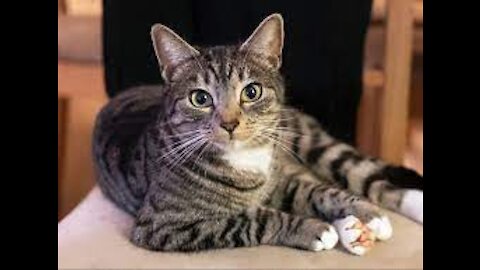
[93,85,166,215]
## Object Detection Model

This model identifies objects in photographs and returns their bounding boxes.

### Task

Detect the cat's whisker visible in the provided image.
[159,134,206,161]
[261,126,313,137]
[265,138,302,162]
[266,129,313,139]
[165,138,206,171]
[193,140,212,166]
[259,132,304,162]
[186,139,210,166]
[258,128,295,137]
[173,134,210,163]
[240,128,263,145]
[170,137,209,171]
[164,130,204,137]
[262,132,297,147]
[162,135,203,153]
[166,130,210,145]
[167,143,196,171]
[255,116,295,122]
[164,130,210,139]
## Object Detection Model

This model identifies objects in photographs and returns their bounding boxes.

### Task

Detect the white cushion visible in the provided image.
[58,186,423,269]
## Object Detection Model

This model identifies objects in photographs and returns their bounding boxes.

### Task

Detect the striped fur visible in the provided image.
[93,14,422,253]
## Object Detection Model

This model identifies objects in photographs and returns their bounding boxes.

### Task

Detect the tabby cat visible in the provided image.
[93,14,423,256]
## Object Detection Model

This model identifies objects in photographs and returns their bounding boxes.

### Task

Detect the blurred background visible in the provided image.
[58,0,423,220]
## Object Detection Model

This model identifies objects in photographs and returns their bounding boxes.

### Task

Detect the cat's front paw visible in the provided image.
[333,215,392,256]
[310,225,339,251]
[366,215,393,241]
[289,218,339,252]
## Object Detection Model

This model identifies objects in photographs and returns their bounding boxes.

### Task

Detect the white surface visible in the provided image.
[58,186,423,269]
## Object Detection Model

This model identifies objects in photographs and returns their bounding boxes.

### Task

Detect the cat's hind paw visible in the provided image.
[333,215,376,256]
[311,225,339,251]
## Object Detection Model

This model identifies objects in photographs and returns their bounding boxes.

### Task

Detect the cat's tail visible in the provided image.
[92,86,164,216]
[361,165,423,224]
[291,111,423,223]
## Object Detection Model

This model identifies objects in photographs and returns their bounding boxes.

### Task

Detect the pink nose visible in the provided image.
[220,120,239,133]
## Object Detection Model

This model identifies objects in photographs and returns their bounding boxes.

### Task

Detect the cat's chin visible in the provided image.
[212,140,247,152]
[210,139,266,155]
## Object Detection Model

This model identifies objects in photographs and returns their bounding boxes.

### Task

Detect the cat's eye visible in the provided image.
[241,83,263,102]
[189,89,213,108]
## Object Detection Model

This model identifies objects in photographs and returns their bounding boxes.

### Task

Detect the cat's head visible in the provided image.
[152,14,286,152]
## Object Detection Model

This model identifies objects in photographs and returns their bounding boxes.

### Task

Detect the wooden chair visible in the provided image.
[358,0,422,165]
[58,10,105,219]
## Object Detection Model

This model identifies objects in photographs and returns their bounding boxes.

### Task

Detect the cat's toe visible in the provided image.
[334,215,375,256]
[366,215,392,241]
[311,225,339,251]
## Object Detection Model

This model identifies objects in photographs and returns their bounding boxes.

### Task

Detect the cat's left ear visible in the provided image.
[151,24,200,81]
[240,13,284,69]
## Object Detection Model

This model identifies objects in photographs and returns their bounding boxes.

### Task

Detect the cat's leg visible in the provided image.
[272,172,392,255]
[284,110,423,223]
[308,142,423,224]
[131,204,338,252]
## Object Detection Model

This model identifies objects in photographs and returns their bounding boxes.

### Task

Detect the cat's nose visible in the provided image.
[220,120,239,134]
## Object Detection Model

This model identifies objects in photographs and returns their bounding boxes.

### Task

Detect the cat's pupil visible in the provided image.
[245,86,257,99]
[195,92,208,104]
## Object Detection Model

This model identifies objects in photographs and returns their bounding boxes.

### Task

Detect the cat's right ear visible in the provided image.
[240,14,284,70]
[151,24,200,82]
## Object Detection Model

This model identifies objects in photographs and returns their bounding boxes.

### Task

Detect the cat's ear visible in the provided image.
[151,24,200,81]
[240,13,284,69]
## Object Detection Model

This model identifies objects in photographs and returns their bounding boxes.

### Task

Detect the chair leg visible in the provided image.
[378,0,414,164]
[58,97,104,219]
[58,97,68,220]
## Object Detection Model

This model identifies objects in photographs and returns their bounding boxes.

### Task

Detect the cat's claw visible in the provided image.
[311,225,339,251]
[334,215,375,256]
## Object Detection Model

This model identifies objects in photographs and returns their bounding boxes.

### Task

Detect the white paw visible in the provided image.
[366,216,393,241]
[334,215,375,256]
[311,225,339,251]
[400,190,423,224]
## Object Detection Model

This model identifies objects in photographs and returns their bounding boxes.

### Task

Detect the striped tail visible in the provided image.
[284,109,423,223]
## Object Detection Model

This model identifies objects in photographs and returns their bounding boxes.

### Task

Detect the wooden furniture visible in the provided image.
[58,1,104,219]
[379,0,415,163]
[358,0,422,165]
[58,61,107,219]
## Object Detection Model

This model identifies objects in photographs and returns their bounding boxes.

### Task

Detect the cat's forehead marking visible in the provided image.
[201,46,244,85]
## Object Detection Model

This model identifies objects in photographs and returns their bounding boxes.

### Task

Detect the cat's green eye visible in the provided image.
[189,89,213,108]
[241,83,263,102]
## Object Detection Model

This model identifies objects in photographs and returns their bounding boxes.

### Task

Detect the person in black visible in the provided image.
[102,0,373,144]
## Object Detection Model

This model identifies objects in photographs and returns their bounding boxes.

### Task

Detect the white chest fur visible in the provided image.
[222,146,273,175]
